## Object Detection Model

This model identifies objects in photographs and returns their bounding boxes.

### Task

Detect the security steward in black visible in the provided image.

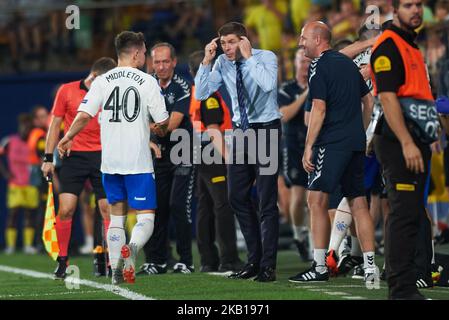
[371,0,439,300]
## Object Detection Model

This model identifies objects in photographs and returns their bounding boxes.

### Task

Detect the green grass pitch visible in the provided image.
[0,244,448,300]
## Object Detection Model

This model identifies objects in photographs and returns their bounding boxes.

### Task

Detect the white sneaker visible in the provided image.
[79,237,94,255]
[364,266,380,289]
[173,263,194,274]
[79,244,93,255]
[23,246,38,255]
[4,247,15,255]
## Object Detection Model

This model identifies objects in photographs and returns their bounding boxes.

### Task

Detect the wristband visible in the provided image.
[43,153,53,163]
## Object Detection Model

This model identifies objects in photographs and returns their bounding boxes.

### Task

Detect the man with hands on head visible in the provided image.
[195,22,282,282]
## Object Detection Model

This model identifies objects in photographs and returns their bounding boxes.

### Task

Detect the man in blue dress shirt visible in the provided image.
[195,22,281,282]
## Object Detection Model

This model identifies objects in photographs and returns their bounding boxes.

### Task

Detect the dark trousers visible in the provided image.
[374,133,432,298]
[143,162,195,266]
[415,209,433,280]
[227,120,281,269]
[196,163,239,267]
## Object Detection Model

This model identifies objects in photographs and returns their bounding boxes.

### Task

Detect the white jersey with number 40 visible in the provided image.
[79,66,169,175]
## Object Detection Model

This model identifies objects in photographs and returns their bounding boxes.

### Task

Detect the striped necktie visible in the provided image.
[236,61,249,130]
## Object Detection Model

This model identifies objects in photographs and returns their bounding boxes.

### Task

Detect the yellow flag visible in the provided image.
[42,182,59,260]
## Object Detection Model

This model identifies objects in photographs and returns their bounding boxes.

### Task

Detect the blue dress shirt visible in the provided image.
[195,49,281,124]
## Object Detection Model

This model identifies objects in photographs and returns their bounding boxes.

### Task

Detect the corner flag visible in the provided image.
[42,180,59,260]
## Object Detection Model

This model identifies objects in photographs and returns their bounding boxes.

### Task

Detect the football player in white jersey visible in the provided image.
[58,31,169,284]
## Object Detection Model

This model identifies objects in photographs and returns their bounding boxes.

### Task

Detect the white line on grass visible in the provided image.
[307,288,327,292]
[0,265,155,300]
[343,296,367,300]
[207,271,233,277]
[0,290,101,299]
[298,284,449,294]
[323,291,350,296]
[293,284,368,299]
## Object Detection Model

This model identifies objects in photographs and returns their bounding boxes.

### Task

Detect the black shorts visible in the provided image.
[281,136,308,188]
[308,147,365,199]
[58,151,106,200]
[370,170,388,198]
[329,186,344,210]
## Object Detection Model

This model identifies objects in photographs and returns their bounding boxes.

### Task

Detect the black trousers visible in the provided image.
[415,209,432,281]
[143,162,195,266]
[227,120,281,269]
[374,133,432,299]
[196,163,239,267]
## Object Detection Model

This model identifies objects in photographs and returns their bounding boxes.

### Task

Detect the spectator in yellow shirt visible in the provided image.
[245,0,287,52]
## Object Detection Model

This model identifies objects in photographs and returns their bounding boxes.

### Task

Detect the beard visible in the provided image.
[398,15,422,32]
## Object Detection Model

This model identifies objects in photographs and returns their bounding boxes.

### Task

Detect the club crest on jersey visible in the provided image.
[166,92,176,105]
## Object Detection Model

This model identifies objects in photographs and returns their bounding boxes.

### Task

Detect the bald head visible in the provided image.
[299,21,332,59]
[304,21,332,44]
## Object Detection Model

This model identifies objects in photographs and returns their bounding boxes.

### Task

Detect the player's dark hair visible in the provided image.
[188,50,204,77]
[218,22,248,38]
[91,57,117,75]
[151,42,177,59]
[392,0,400,9]
[115,31,145,57]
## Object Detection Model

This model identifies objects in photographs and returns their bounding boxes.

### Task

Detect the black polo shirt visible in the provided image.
[307,49,370,151]
[278,79,307,148]
[152,73,192,151]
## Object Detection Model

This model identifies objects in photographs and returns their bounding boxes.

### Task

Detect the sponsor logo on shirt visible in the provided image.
[134,196,147,201]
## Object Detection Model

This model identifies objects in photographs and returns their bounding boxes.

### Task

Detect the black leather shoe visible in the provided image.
[54,256,68,280]
[93,252,107,277]
[228,263,259,279]
[254,267,276,282]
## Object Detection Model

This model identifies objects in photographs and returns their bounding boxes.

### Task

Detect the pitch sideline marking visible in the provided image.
[292,284,368,299]
[324,291,350,296]
[0,290,101,299]
[297,284,449,294]
[0,265,155,300]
